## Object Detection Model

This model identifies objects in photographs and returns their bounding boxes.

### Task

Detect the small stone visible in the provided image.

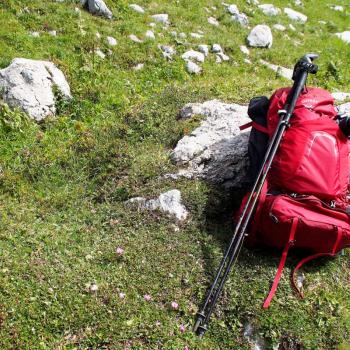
[95,49,105,59]
[106,36,117,46]
[335,31,350,44]
[212,43,223,53]
[294,0,302,5]
[129,4,145,14]
[208,17,219,26]
[133,63,144,71]
[227,4,239,15]
[244,58,252,64]
[190,32,203,39]
[48,30,57,36]
[216,52,230,62]
[198,44,209,56]
[258,4,281,16]
[260,59,293,80]
[151,14,169,25]
[186,61,202,75]
[231,12,249,27]
[332,92,350,101]
[159,45,176,59]
[273,24,286,31]
[240,45,250,55]
[247,25,273,48]
[95,32,101,39]
[289,23,296,31]
[170,31,177,37]
[284,7,307,22]
[88,283,99,293]
[81,0,113,19]
[129,34,143,43]
[179,32,187,39]
[145,30,155,40]
[182,50,205,63]
[330,5,343,11]
[29,31,40,37]
[149,22,156,27]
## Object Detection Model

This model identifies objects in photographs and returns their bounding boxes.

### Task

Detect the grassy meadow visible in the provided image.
[0,0,350,349]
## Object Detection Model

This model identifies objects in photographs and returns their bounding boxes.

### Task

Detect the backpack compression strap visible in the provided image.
[239,121,269,134]
[262,217,299,309]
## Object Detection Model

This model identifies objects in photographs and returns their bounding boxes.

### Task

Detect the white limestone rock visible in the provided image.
[258,4,281,16]
[48,30,57,36]
[126,190,189,222]
[179,32,187,39]
[182,50,205,63]
[106,36,117,46]
[30,31,40,37]
[330,5,343,12]
[208,17,220,26]
[284,8,307,22]
[190,33,204,39]
[335,31,350,44]
[232,12,249,27]
[151,14,169,25]
[186,61,202,74]
[240,45,250,55]
[260,59,293,80]
[133,63,144,71]
[216,52,230,63]
[129,4,145,14]
[129,34,143,43]
[198,44,209,56]
[95,49,106,58]
[0,58,71,121]
[145,30,155,40]
[227,4,239,15]
[338,102,350,115]
[247,25,273,48]
[170,100,250,188]
[159,45,176,59]
[332,92,350,102]
[273,24,286,31]
[212,43,223,53]
[80,0,113,19]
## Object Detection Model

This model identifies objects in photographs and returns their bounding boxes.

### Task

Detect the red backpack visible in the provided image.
[242,87,350,307]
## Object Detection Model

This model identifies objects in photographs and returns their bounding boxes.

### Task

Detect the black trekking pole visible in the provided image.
[194,53,319,337]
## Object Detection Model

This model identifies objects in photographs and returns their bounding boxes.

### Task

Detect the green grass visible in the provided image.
[0,0,350,349]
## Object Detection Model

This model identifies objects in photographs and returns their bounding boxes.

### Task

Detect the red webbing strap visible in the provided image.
[291,227,342,298]
[239,121,269,134]
[262,218,298,309]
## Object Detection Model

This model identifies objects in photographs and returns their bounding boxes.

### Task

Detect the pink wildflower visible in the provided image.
[116,247,124,256]
[179,324,186,333]
[144,294,152,301]
[184,346,189,350]
[155,320,161,327]
[171,301,179,310]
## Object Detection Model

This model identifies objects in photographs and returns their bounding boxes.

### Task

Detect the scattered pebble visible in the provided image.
[186,61,202,74]
[330,5,343,11]
[190,32,203,39]
[208,17,219,26]
[231,12,249,27]
[48,30,57,36]
[133,63,144,71]
[284,7,307,22]
[88,283,99,293]
[332,92,350,101]
[240,45,250,55]
[95,49,106,59]
[198,44,209,56]
[129,4,145,14]
[181,50,205,63]
[106,36,117,46]
[159,45,176,59]
[145,30,155,40]
[212,43,223,53]
[29,31,40,37]
[149,22,156,27]
[129,34,143,43]
[216,52,230,63]
[179,32,187,39]
[151,13,169,25]
[119,292,126,299]
[258,4,281,16]
[95,32,101,39]
[335,31,350,44]
[273,24,286,31]
[227,4,239,15]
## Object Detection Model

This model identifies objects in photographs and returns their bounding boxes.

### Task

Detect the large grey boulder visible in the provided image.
[81,0,113,19]
[169,100,250,188]
[126,189,189,222]
[247,25,273,48]
[0,58,71,121]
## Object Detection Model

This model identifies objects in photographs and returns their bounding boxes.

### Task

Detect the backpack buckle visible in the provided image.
[330,201,336,208]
